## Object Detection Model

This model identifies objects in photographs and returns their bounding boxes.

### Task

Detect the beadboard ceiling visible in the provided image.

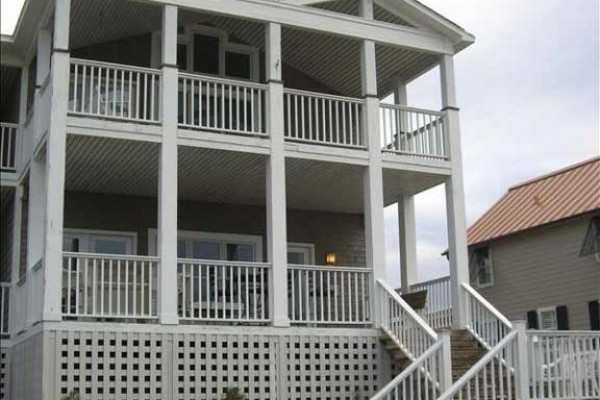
[68,0,440,98]
[65,135,445,213]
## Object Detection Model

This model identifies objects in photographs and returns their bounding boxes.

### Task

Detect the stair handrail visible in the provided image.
[438,329,520,400]
[462,282,512,349]
[377,279,438,359]
[370,340,446,400]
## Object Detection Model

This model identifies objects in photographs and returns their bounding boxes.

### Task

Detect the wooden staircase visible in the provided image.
[381,328,516,399]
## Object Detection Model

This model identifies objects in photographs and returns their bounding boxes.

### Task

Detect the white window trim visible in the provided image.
[63,228,138,255]
[288,242,316,265]
[148,229,263,261]
[474,245,494,288]
[151,24,259,82]
[537,306,558,331]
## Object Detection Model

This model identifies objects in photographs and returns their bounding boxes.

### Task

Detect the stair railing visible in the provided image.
[438,327,525,400]
[462,282,512,349]
[371,279,452,400]
[371,338,450,400]
[377,279,438,359]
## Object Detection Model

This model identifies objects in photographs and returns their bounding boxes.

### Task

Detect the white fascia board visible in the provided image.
[148,0,454,54]
[375,0,475,52]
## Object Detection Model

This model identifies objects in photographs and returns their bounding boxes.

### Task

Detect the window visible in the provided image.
[63,229,136,255]
[287,243,315,265]
[580,216,600,261]
[538,307,558,330]
[225,51,251,79]
[528,305,570,330]
[192,33,220,75]
[470,246,493,287]
[150,230,263,262]
[176,43,188,71]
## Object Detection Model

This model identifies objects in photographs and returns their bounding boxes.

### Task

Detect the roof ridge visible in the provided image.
[509,156,600,191]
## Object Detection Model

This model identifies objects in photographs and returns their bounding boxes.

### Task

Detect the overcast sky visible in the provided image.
[2,0,599,286]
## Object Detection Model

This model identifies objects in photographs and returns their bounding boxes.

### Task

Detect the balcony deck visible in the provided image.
[66,59,450,169]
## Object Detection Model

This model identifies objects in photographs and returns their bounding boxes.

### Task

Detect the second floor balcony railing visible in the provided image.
[0,123,18,172]
[178,73,268,136]
[380,104,448,160]
[283,89,365,148]
[69,59,161,123]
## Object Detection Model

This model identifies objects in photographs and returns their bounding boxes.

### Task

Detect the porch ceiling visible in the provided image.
[69,0,440,98]
[382,167,446,202]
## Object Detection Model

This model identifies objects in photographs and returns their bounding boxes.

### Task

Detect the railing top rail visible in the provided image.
[379,102,446,116]
[70,57,161,75]
[178,71,268,90]
[62,251,159,262]
[377,278,438,340]
[410,275,451,288]
[177,258,272,268]
[370,340,443,400]
[289,264,371,273]
[0,282,10,287]
[283,87,365,104]
[439,329,519,399]
[462,282,513,329]
[527,330,600,337]
[0,122,19,128]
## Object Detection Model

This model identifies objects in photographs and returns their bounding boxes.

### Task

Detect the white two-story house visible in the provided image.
[0,1,597,400]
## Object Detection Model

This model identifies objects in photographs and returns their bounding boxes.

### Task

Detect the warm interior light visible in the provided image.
[325,253,337,265]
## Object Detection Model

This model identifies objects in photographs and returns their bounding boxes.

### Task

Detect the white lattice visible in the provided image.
[37,324,390,400]
[0,346,9,400]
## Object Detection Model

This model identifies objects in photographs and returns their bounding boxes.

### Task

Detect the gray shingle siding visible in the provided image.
[475,216,600,330]
[63,191,366,266]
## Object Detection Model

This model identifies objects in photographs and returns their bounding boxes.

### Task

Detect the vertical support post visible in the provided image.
[440,54,469,329]
[265,22,289,327]
[360,0,386,324]
[394,81,418,294]
[439,330,453,392]
[514,320,530,400]
[42,0,71,321]
[158,4,179,325]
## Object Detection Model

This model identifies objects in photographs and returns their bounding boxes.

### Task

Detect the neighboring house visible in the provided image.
[466,157,600,331]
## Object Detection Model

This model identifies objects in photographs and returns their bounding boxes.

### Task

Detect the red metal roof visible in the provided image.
[468,157,600,246]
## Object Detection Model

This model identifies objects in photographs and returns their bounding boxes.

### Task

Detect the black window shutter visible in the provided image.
[589,301,600,330]
[526,310,539,329]
[556,305,569,330]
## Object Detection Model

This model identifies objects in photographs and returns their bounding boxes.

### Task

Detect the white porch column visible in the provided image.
[394,82,418,294]
[42,0,71,321]
[157,4,179,325]
[265,22,289,327]
[440,54,469,328]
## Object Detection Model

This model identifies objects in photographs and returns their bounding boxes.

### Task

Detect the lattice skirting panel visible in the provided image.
[0,345,9,400]
[7,323,392,400]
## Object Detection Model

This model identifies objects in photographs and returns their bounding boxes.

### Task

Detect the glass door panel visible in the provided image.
[193,240,221,260]
[226,243,254,262]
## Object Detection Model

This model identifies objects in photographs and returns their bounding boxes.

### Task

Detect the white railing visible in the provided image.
[62,252,159,319]
[371,340,447,400]
[439,330,521,400]
[284,88,365,148]
[528,331,600,400]
[462,282,513,349]
[380,104,448,159]
[0,283,9,335]
[0,123,18,172]
[178,259,271,323]
[69,58,161,123]
[288,265,371,325]
[178,73,267,136]
[377,279,438,360]
[411,276,453,330]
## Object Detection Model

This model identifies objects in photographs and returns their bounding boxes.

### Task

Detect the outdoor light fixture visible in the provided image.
[325,253,337,265]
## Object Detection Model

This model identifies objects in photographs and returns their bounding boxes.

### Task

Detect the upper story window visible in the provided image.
[580,216,600,262]
[155,25,258,82]
[470,245,493,288]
